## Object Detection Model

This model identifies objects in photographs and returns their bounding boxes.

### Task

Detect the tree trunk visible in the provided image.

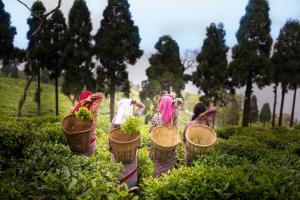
[37,63,41,115]
[272,82,278,127]
[242,79,252,127]
[18,76,32,116]
[109,72,116,121]
[55,75,59,116]
[290,87,297,127]
[278,85,286,127]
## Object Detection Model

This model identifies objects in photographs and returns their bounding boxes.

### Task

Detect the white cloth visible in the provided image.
[113,99,133,125]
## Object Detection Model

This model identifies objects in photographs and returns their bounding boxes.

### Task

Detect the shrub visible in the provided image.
[121,117,143,134]
[0,142,132,199]
[140,164,300,199]
[137,147,153,183]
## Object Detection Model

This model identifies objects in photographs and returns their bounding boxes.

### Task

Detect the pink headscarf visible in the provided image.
[159,95,175,124]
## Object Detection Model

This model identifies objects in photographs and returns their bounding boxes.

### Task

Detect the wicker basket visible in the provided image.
[186,124,217,161]
[109,128,140,164]
[151,125,180,163]
[62,114,94,154]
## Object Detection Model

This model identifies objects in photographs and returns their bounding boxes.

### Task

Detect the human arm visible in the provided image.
[132,100,145,117]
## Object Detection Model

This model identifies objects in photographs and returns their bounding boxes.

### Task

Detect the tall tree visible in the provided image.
[270,56,280,127]
[94,0,143,120]
[140,35,185,120]
[192,23,231,105]
[45,9,66,115]
[61,0,95,104]
[259,102,271,127]
[26,1,48,115]
[17,0,62,116]
[272,19,300,127]
[249,95,258,126]
[229,0,272,127]
[0,0,16,75]
[225,97,241,126]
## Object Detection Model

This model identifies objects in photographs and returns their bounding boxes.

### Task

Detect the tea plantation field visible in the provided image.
[0,77,299,199]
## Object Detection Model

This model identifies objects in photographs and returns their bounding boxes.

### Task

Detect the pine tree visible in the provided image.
[140,35,186,120]
[272,19,300,127]
[94,0,143,120]
[259,103,271,127]
[45,9,66,115]
[192,23,231,105]
[27,1,48,115]
[249,95,258,125]
[61,0,95,104]
[229,0,272,127]
[0,0,16,75]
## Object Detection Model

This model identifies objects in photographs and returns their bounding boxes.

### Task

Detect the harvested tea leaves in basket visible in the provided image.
[75,107,93,121]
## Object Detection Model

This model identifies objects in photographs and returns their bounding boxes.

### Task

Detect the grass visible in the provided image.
[0,76,196,129]
[0,76,72,117]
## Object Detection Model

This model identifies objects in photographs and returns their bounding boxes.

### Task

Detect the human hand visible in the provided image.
[131,99,137,105]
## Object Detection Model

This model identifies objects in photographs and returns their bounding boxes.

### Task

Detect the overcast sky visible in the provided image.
[3,0,300,119]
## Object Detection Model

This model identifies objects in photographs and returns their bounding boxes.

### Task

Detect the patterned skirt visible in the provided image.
[150,148,177,178]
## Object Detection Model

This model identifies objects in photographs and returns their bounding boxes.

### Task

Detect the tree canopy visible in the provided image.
[61,0,95,103]
[0,0,16,74]
[94,0,143,120]
[259,103,271,127]
[192,23,231,105]
[229,0,272,127]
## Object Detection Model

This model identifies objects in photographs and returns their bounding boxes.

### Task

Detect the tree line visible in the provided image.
[0,0,299,127]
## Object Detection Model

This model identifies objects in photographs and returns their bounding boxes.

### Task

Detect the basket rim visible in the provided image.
[109,128,140,144]
[186,123,217,147]
[150,125,181,148]
[62,114,94,135]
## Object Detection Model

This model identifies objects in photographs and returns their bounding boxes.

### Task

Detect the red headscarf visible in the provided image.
[73,90,92,112]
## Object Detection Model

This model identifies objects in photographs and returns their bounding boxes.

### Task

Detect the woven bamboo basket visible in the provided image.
[151,125,180,163]
[186,124,217,161]
[62,114,94,154]
[109,128,140,164]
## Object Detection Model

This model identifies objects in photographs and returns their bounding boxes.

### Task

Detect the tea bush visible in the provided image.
[1,114,300,199]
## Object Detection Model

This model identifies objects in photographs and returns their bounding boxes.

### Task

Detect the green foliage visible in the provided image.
[45,9,67,115]
[137,147,154,183]
[0,115,135,199]
[61,0,95,101]
[120,116,142,134]
[139,124,151,148]
[192,23,231,104]
[140,35,185,98]
[140,126,300,199]
[140,35,186,121]
[272,19,300,127]
[225,97,241,126]
[1,76,300,198]
[94,0,143,119]
[0,0,16,68]
[259,102,271,126]
[141,162,300,199]
[75,107,93,121]
[272,19,300,89]
[229,0,273,127]
[0,77,72,117]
